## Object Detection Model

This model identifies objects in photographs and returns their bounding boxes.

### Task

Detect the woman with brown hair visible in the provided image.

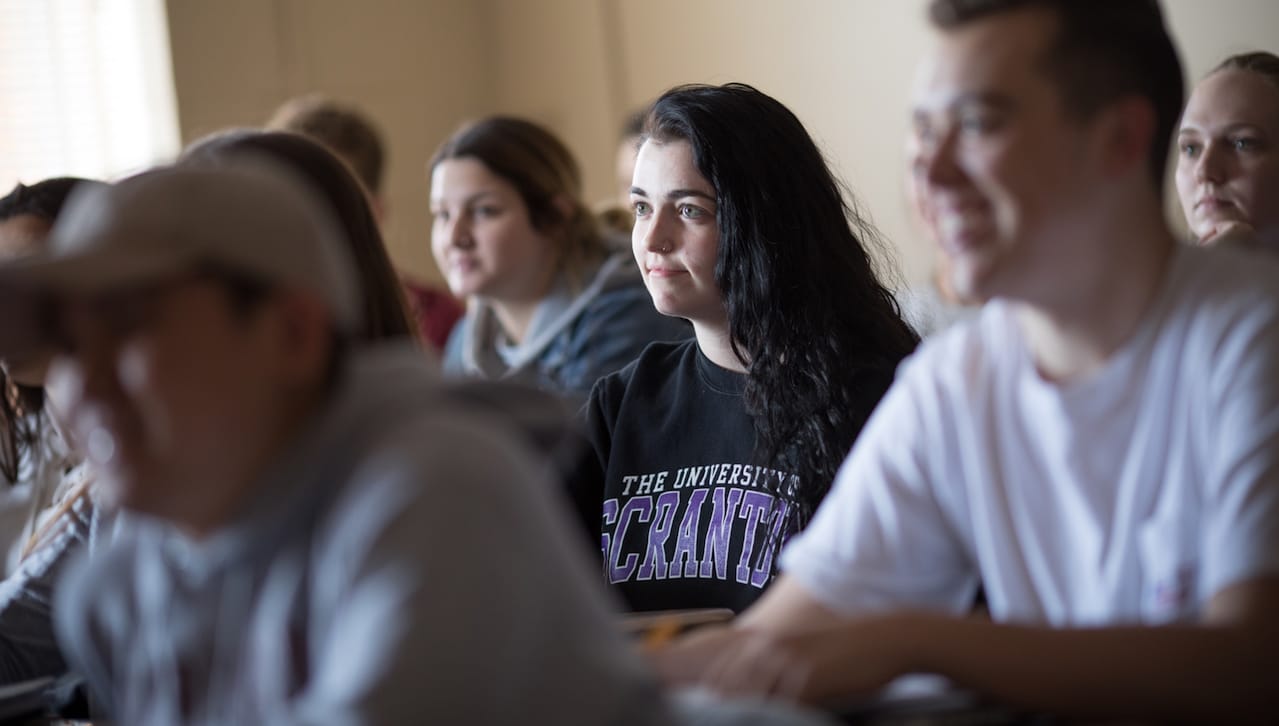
[430,116,688,399]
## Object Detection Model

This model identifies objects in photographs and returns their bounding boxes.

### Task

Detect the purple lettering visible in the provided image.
[637,491,681,580]
[608,496,653,583]
[735,491,774,585]
[751,500,792,587]
[601,498,619,565]
[671,489,708,578]
[699,488,743,579]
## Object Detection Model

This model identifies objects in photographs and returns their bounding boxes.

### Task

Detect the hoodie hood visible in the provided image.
[457,249,642,379]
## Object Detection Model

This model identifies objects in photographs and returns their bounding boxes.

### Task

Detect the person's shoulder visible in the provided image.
[1161,246,1279,344]
[350,340,441,375]
[623,338,700,379]
[440,312,472,372]
[1174,244,1279,308]
[578,254,649,309]
[895,302,1012,389]
[564,253,689,345]
[590,339,696,404]
[348,344,573,450]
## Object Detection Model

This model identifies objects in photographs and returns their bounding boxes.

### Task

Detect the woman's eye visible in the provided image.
[1179,142,1200,158]
[431,210,449,223]
[679,204,706,220]
[474,205,501,218]
[632,200,651,217]
[1232,137,1262,152]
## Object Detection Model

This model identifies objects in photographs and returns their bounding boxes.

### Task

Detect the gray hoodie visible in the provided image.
[53,344,672,725]
[443,251,690,399]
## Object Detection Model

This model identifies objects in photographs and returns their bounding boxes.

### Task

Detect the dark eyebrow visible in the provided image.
[629,186,716,204]
[665,188,716,203]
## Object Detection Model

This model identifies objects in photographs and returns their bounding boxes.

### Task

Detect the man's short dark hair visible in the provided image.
[929,0,1184,188]
[268,96,386,195]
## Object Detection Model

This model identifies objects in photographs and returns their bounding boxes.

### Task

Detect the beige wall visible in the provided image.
[166,0,495,282]
[165,0,1279,287]
[612,0,934,284]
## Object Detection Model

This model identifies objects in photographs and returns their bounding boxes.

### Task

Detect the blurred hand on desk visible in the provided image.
[649,614,914,706]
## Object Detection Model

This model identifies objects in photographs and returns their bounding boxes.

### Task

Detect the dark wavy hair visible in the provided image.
[643,83,919,526]
[182,130,416,342]
[0,177,99,485]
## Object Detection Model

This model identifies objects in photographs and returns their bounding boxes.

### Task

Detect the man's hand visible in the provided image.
[649,614,915,706]
[698,616,912,704]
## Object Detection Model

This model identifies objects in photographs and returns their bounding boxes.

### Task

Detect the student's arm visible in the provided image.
[648,574,847,685]
[699,575,1279,723]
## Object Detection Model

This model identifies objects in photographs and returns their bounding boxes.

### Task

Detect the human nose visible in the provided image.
[919,125,962,188]
[638,207,674,254]
[441,211,474,250]
[1194,141,1227,184]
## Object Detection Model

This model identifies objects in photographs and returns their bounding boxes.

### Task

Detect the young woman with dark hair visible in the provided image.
[430,116,688,400]
[569,83,918,614]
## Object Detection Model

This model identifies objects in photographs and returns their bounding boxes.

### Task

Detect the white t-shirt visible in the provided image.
[781,245,1279,626]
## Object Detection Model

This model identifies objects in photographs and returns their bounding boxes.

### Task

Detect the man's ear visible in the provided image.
[1098,96,1158,179]
[269,292,336,388]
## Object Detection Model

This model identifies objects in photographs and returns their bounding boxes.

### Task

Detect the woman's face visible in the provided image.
[430,157,559,303]
[0,214,55,386]
[1176,68,1279,246]
[630,139,725,328]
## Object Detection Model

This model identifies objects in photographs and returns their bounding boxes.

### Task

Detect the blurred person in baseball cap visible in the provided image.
[0,158,682,724]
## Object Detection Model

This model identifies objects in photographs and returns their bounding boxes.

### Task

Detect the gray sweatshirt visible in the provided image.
[53,343,672,725]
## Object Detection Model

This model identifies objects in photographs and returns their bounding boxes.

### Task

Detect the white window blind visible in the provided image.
[0,0,180,191]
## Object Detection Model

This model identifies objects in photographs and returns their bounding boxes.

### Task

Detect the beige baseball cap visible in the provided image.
[0,157,362,337]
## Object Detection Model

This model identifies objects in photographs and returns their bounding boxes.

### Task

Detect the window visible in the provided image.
[0,0,180,190]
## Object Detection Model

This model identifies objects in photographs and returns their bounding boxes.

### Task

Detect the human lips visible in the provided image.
[1195,195,1238,214]
[644,262,687,279]
[445,255,480,276]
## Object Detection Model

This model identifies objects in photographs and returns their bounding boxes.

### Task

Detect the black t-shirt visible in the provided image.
[569,340,801,614]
